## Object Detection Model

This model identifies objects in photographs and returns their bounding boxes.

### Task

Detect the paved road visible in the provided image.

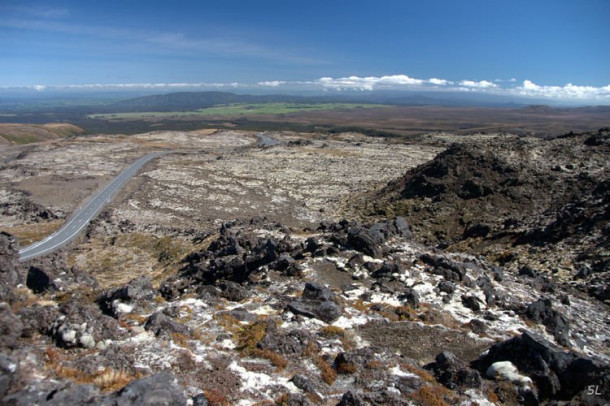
[19,151,170,262]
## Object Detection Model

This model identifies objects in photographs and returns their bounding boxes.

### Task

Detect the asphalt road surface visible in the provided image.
[19,151,169,262]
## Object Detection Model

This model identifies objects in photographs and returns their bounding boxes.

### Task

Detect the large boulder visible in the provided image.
[108,371,187,406]
[347,226,383,258]
[26,266,57,294]
[525,298,570,346]
[50,295,122,349]
[23,253,98,294]
[426,351,481,390]
[2,380,102,406]
[472,331,610,401]
[98,276,155,317]
[144,310,189,338]
[287,283,342,323]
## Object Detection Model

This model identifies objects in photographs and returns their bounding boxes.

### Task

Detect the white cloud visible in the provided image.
[316,74,428,91]
[3,75,610,104]
[513,80,610,100]
[428,78,452,86]
[459,80,497,89]
[257,81,286,87]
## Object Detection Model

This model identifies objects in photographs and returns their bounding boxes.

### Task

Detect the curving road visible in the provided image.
[19,151,170,262]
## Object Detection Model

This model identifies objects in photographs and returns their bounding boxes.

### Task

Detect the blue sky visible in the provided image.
[1,0,609,103]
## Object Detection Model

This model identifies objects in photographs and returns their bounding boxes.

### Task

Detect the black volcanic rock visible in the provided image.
[525,298,570,346]
[427,351,481,390]
[363,132,610,302]
[109,371,187,406]
[472,331,609,401]
[288,283,342,323]
[144,311,189,337]
[26,266,57,294]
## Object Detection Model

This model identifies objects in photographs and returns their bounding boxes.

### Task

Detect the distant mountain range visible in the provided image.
[109,91,532,111]
[2,90,609,114]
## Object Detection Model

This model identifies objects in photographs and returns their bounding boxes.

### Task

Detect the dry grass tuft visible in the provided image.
[236,320,268,353]
[409,384,453,406]
[250,349,287,370]
[6,220,63,247]
[45,347,141,392]
[320,325,346,338]
[313,356,336,386]
[203,389,230,406]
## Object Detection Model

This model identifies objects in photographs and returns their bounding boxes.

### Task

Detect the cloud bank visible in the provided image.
[4,74,610,104]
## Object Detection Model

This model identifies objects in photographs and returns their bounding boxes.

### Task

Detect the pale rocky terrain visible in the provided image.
[0,129,608,405]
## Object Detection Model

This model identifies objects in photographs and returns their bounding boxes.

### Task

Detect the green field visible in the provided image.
[87,103,391,120]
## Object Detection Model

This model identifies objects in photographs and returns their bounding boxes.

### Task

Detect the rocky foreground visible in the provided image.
[1,213,609,405]
[0,129,608,405]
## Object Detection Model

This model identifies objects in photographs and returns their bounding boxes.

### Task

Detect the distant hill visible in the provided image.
[111,92,319,111]
[110,90,529,112]
[0,123,84,146]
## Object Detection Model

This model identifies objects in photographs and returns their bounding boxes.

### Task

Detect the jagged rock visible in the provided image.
[337,391,367,406]
[476,275,496,306]
[305,237,320,253]
[159,275,193,301]
[426,351,481,390]
[26,266,57,294]
[50,315,97,349]
[472,331,610,401]
[519,266,539,279]
[290,374,317,393]
[22,253,98,293]
[287,283,342,323]
[525,298,570,346]
[2,380,101,405]
[303,282,335,302]
[370,261,400,278]
[72,343,138,377]
[109,371,187,405]
[258,325,319,355]
[144,311,189,337]
[468,319,487,334]
[17,304,61,338]
[0,232,20,302]
[192,393,210,406]
[0,354,18,398]
[98,276,155,317]
[437,280,455,294]
[347,225,383,258]
[420,253,467,281]
[397,288,419,308]
[217,280,250,302]
[491,266,504,282]
[274,393,314,405]
[287,300,342,323]
[271,254,303,277]
[392,216,413,239]
[50,296,122,349]
[461,295,481,312]
[0,304,23,351]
